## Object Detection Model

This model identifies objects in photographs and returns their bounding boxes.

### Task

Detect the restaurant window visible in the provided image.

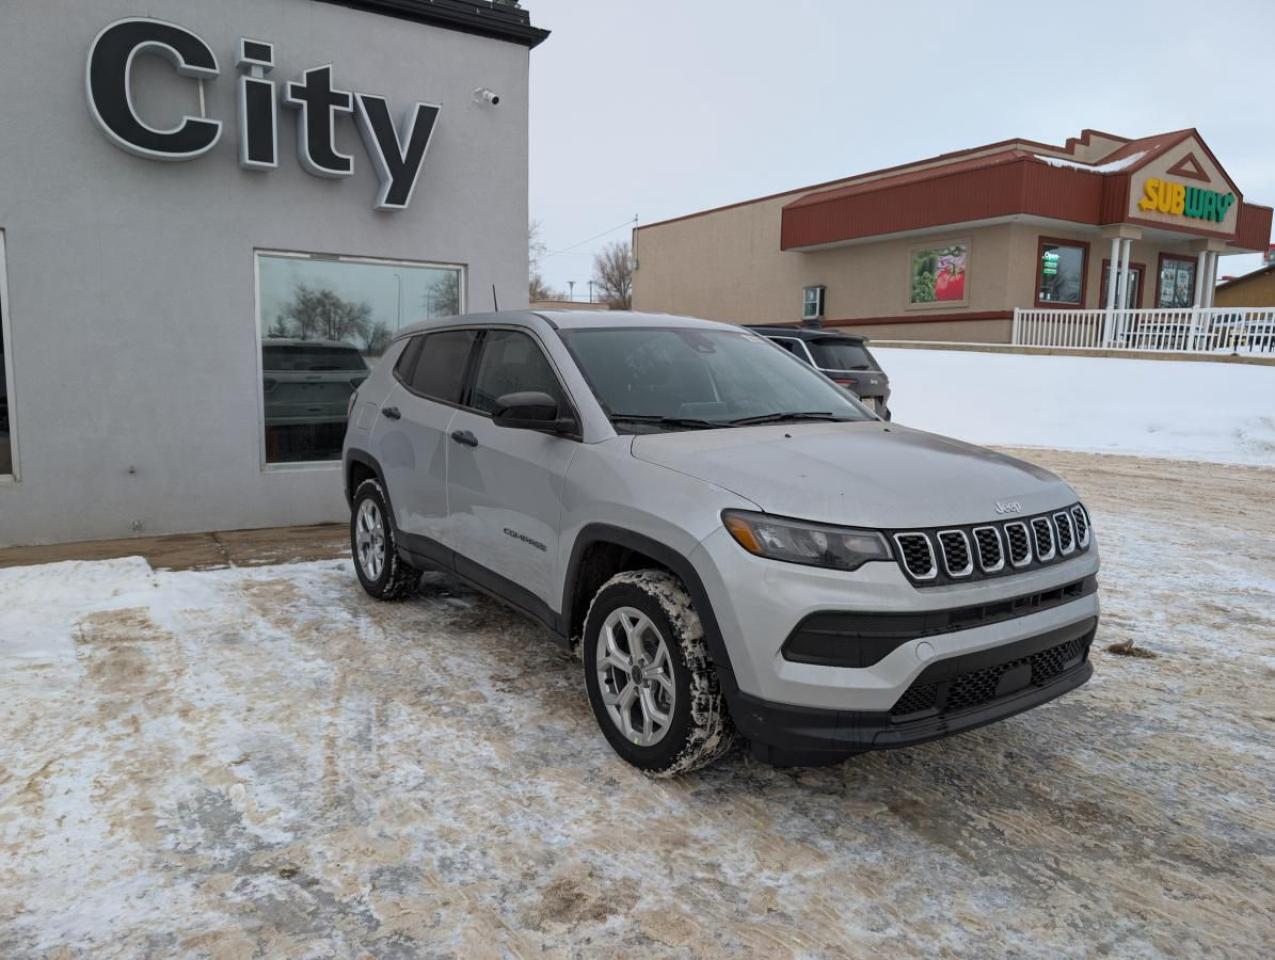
[1158,256,1197,308]
[802,286,825,323]
[1037,240,1087,306]
[257,251,464,464]
[0,230,13,478]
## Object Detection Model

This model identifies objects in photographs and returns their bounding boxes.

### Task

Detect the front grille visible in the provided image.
[888,503,1091,585]
[972,526,1004,572]
[890,635,1089,718]
[894,533,936,580]
[1054,511,1075,554]
[1031,517,1056,561]
[1005,522,1031,566]
[1071,505,1089,547]
[937,530,973,577]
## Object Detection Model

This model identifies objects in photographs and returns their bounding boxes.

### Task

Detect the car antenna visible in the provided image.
[492,284,499,312]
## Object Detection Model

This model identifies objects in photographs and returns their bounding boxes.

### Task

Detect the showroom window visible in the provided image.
[1158,256,1197,308]
[0,230,13,478]
[1036,240,1088,306]
[257,251,464,464]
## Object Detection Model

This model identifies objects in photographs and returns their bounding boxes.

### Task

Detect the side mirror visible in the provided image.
[492,391,576,434]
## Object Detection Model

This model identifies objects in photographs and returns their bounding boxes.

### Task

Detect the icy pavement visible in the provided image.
[2,457,1273,958]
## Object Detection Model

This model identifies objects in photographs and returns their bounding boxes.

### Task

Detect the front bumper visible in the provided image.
[733,616,1095,762]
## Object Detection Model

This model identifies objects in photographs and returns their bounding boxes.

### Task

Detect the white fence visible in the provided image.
[1012,306,1275,354]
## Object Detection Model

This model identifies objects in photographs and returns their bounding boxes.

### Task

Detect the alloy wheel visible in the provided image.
[355,498,386,581]
[595,606,677,746]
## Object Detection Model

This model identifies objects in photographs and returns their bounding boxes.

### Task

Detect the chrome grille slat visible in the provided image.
[893,533,937,581]
[972,525,1005,573]
[1005,521,1032,567]
[1054,511,1076,554]
[937,530,974,577]
[1031,516,1056,561]
[1070,505,1090,547]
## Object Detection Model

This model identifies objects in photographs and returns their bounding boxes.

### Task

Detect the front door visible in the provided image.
[373,329,477,547]
[445,329,579,612]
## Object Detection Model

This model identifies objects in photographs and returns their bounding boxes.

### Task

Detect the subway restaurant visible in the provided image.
[632,128,1273,341]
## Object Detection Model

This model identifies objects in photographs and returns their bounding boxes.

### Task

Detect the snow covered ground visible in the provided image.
[1,451,1273,958]
[875,347,1275,465]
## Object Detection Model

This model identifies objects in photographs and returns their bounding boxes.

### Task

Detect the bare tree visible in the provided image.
[529,219,556,302]
[272,284,373,345]
[424,272,461,317]
[592,240,633,309]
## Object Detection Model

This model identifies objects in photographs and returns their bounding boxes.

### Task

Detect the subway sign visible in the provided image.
[1138,177,1235,224]
[85,18,440,211]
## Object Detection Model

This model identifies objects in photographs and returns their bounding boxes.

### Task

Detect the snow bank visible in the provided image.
[874,347,1275,465]
[1033,150,1145,173]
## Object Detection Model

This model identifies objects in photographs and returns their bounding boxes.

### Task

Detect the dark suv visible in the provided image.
[748,327,891,419]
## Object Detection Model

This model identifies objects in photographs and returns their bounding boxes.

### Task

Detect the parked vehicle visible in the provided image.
[747,326,892,418]
[343,312,1099,773]
[263,339,369,461]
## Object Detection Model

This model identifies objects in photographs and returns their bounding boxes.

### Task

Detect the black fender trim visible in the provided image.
[344,448,387,508]
[563,524,742,706]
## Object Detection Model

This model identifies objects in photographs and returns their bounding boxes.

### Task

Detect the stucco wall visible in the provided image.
[0,0,530,546]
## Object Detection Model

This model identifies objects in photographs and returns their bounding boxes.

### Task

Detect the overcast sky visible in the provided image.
[527,0,1274,296]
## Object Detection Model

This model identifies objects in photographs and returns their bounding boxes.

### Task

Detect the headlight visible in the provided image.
[722,510,892,571]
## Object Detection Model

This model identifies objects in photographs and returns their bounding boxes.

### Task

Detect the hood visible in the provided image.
[631,421,1075,528]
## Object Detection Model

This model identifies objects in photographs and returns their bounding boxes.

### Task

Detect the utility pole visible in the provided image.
[568,280,575,302]
[588,280,594,303]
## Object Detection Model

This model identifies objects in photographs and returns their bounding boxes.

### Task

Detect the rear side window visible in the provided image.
[808,339,876,371]
[409,330,478,403]
[469,330,567,414]
[770,337,810,362]
[393,337,423,382]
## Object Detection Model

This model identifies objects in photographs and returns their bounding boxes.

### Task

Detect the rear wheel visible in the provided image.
[583,570,735,775]
[351,478,421,600]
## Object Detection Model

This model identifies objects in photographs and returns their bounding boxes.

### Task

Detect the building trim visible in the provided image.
[312,0,549,48]
[0,230,18,482]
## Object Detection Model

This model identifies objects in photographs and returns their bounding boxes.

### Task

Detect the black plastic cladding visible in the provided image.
[890,505,1090,586]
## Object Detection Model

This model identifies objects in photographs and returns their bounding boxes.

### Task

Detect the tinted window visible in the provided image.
[263,344,368,371]
[1038,242,1086,304]
[771,337,809,360]
[470,330,566,414]
[560,327,870,428]
[410,330,478,403]
[807,340,875,371]
[394,337,424,382]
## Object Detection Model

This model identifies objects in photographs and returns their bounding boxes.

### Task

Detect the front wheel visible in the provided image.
[582,570,735,775]
[350,478,421,600]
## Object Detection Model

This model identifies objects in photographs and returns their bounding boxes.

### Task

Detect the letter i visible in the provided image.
[237,39,277,170]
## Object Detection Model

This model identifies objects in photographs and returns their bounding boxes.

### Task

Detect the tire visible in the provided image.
[582,570,735,776]
[350,478,421,601]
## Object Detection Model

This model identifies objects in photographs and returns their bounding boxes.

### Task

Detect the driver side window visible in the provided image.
[469,330,567,415]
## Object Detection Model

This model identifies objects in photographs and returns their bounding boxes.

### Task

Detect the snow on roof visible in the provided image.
[1032,151,1147,174]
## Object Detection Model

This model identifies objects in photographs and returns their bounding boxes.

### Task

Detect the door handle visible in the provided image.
[450,429,478,448]
[381,406,401,420]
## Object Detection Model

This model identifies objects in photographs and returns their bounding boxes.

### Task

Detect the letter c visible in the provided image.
[87,18,222,160]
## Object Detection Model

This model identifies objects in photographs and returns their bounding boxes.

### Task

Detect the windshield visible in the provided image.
[559,327,873,432]
[807,339,877,371]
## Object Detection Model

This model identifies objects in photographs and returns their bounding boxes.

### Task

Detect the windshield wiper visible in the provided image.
[609,414,729,431]
[728,411,846,425]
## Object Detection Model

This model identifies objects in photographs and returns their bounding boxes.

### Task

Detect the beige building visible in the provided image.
[632,129,1273,342]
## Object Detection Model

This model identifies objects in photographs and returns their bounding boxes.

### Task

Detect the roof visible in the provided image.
[1215,262,1275,291]
[313,0,549,48]
[745,325,869,342]
[393,310,740,339]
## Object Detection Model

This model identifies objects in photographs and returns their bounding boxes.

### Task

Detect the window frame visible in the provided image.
[1156,253,1199,309]
[0,230,17,482]
[802,285,825,323]
[253,248,466,471]
[1034,237,1090,309]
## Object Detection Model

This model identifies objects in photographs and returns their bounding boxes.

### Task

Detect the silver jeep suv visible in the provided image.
[342,311,1099,773]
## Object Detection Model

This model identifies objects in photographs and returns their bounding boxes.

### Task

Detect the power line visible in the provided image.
[544,215,638,258]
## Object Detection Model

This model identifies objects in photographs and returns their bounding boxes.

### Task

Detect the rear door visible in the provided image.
[372,328,478,548]
[445,328,579,613]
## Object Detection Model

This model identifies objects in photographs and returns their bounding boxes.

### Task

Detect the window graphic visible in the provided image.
[911,243,968,304]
